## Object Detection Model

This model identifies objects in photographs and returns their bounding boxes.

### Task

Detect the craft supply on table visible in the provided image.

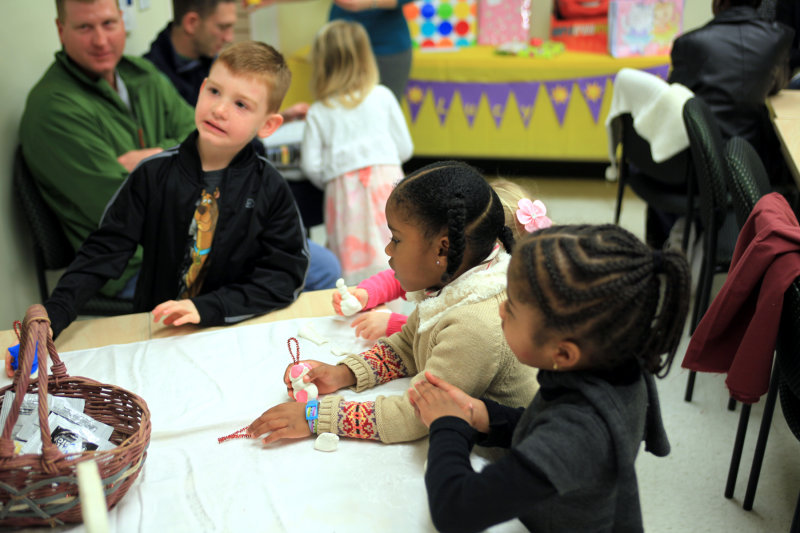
[5,321,38,377]
[287,336,318,402]
[336,278,364,316]
[314,432,339,452]
[297,323,328,345]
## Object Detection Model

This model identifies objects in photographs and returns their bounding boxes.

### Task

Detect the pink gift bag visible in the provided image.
[477,0,531,46]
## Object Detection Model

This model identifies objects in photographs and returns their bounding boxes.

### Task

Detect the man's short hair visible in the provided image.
[215,41,291,114]
[55,0,102,22]
[173,0,237,22]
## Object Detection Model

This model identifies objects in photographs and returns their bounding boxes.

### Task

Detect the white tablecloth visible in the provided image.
[4,315,525,532]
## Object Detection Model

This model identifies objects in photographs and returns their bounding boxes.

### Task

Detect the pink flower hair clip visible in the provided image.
[516,198,552,233]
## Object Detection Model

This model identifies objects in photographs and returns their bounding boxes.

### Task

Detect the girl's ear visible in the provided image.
[437,234,449,258]
[553,340,583,371]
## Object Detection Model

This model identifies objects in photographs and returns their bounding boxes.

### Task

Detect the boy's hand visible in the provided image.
[151,300,201,327]
[351,311,390,341]
[283,360,356,398]
[248,401,311,444]
[409,372,489,432]
[331,287,369,315]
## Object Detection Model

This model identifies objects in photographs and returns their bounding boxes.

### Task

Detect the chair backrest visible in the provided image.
[724,137,772,229]
[683,98,729,230]
[777,280,800,442]
[620,113,691,187]
[12,146,75,271]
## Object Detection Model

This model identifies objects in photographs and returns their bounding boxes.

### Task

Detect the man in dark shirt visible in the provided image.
[144,0,236,106]
[669,0,794,184]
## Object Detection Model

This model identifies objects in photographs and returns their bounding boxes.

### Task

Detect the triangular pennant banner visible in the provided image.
[576,76,609,124]
[484,83,512,128]
[509,82,540,128]
[544,80,574,126]
[644,64,670,81]
[429,81,457,126]
[404,80,429,124]
[458,84,484,128]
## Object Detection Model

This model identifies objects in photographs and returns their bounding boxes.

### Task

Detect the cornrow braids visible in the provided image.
[388,161,514,283]
[513,224,690,376]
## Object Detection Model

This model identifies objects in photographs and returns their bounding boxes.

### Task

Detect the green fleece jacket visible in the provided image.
[20,51,195,295]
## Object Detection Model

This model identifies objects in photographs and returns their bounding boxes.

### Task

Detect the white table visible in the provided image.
[3,311,524,532]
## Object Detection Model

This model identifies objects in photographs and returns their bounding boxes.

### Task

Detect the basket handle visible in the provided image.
[0,305,67,469]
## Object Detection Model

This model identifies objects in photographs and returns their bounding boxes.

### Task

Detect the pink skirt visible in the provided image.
[324,165,402,284]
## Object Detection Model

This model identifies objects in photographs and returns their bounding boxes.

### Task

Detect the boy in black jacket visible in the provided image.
[44,41,310,338]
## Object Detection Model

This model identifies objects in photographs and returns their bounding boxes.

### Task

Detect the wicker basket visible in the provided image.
[0,305,151,527]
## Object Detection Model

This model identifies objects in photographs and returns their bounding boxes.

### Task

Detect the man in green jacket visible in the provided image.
[20,0,195,298]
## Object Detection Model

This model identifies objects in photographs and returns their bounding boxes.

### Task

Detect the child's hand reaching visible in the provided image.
[282,360,356,399]
[331,287,369,315]
[409,372,489,432]
[248,401,310,444]
[351,311,390,341]
[151,300,201,326]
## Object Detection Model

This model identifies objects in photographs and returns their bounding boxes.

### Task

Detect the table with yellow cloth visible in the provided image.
[283,45,671,162]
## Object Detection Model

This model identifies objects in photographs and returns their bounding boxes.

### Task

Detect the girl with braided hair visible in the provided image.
[248,161,538,444]
[409,224,690,532]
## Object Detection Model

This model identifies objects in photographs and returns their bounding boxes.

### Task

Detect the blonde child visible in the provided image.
[301,20,413,284]
[248,161,538,444]
[409,224,690,532]
[332,177,552,341]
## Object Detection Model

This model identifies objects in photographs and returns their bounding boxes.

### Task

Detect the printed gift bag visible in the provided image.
[403,0,478,49]
[608,0,683,57]
[477,0,531,46]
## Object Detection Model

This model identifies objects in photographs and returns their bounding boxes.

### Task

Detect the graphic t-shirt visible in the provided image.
[178,170,224,298]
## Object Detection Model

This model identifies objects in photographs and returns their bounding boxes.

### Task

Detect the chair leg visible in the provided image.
[614,161,627,225]
[728,397,737,411]
[743,367,780,511]
[685,371,697,402]
[725,403,751,498]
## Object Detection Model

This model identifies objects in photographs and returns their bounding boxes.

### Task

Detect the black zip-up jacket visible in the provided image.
[143,23,213,107]
[45,131,309,338]
[668,6,793,179]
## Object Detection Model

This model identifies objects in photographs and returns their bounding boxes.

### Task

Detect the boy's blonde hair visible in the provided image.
[310,20,379,109]
[215,41,291,114]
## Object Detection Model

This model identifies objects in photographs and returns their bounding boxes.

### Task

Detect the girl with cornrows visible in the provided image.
[409,224,691,532]
[248,161,538,444]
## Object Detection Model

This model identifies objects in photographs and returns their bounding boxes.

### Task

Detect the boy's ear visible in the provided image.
[553,340,582,371]
[256,113,284,139]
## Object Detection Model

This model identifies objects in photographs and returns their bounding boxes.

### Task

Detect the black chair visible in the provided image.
[719,137,800,521]
[613,113,696,252]
[723,278,800,521]
[13,146,134,316]
[682,98,740,402]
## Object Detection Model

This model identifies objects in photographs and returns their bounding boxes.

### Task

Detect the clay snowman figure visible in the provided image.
[336,278,363,316]
[289,362,319,403]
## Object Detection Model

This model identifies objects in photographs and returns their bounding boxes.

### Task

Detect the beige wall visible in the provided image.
[0,1,713,328]
[0,1,170,327]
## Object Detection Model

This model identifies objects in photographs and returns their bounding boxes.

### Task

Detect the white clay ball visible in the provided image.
[314,432,339,452]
